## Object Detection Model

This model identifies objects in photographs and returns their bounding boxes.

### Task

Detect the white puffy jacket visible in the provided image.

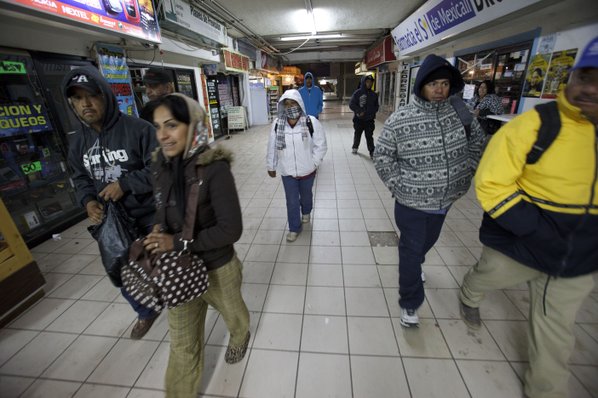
[266,89,327,177]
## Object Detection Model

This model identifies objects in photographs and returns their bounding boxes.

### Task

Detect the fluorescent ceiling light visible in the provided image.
[280,33,343,41]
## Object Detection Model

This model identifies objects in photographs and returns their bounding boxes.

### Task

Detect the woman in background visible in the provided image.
[474,80,504,135]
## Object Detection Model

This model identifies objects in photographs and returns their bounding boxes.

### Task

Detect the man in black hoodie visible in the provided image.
[349,75,379,158]
[64,66,159,339]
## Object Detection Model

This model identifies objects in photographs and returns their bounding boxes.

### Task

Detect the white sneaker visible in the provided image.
[286,232,299,242]
[301,214,310,223]
[421,271,426,283]
[400,308,419,328]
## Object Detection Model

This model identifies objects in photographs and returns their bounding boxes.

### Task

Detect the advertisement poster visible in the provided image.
[3,0,160,43]
[522,54,551,98]
[541,48,578,99]
[0,102,54,137]
[95,43,138,117]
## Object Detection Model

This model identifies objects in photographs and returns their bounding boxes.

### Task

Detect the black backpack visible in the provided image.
[274,116,314,137]
[526,101,561,164]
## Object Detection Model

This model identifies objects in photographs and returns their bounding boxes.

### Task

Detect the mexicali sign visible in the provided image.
[391,0,544,56]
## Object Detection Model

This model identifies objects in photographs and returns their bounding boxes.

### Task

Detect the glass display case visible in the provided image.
[0,49,81,244]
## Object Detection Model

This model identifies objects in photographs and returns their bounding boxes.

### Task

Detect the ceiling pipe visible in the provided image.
[196,0,280,54]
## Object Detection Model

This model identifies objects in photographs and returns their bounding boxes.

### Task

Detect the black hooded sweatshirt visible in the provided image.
[63,66,158,224]
[349,75,379,122]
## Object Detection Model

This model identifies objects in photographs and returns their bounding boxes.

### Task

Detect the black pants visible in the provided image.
[394,202,446,310]
[352,119,375,154]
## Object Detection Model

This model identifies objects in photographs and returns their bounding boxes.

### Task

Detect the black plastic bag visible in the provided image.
[88,201,139,287]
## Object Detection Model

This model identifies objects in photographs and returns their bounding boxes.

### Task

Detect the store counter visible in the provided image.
[487,114,518,123]
[0,198,45,327]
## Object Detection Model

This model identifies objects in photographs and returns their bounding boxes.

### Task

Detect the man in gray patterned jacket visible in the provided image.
[373,54,484,328]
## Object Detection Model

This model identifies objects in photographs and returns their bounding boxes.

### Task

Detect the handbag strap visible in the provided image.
[181,166,203,243]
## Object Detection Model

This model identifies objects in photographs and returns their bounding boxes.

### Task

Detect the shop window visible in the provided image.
[457,42,532,113]
[0,50,80,243]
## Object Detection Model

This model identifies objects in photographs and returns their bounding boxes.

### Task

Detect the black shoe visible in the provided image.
[130,314,159,340]
[369,152,374,160]
[459,300,481,330]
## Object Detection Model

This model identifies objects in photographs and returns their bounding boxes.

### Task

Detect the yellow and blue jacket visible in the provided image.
[475,91,597,277]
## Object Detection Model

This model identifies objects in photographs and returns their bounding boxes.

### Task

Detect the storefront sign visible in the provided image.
[366,36,397,69]
[2,0,161,43]
[95,43,138,117]
[223,49,249,73]
[159,0,227,47]
[0,103,53,137]
[227,106,246,130]
[0,61,26,75]
[256,51,279,72]
[391,0,543,56]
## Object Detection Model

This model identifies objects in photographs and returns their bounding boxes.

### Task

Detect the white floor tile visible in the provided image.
[72,384,129,398]
[242,261,275,284]
[307,264,344,287]
[239,349,298,398]
[9,298,75,330]
[253,313,302,350]
[457,360,524,398]
[252,229,284,245]
[84,303,136,337]
[0,375,35,398]
[0,331,76,377]
[80,277,121,302]
[50,254,97,273]
[301,315,348,354]
[296,352,351,398]
[438,319,505,360]
[45,300,109,333]
[340,231,370,246]
[240,283,268,312]
[372,246,399,265]
[403,358,470,398]
[42,335,117,381]
[351,356,410,398]
[311,230,341,246]
[348,317,399,356]
[392,317,452,358]
[201,344,247,396]
[341,246,376,264]
[263,285,305,314]
[276,245,310,263]
[135,342,169,389]
[0,329,38,367]
[20,379,81,398]
[310,245,341,264]
[87,339,159,386]
[305,286,345,316]
[271,262,308,285]
[244,244,279,262]
[343,265,381,287]
[345,287,388,317]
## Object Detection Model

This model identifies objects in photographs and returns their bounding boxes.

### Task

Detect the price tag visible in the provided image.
[20,161,42,175]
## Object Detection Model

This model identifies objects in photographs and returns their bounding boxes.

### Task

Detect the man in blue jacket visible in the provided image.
[350,75,379,158]
[298,72,323,118]
[64,66,159,339]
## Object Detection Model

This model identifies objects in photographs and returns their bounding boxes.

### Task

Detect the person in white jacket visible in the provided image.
[266,89,327,242]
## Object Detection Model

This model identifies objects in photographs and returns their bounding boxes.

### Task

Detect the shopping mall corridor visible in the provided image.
[1,100,597,398]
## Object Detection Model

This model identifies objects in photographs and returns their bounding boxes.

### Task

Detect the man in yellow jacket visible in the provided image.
[459,37,598,398]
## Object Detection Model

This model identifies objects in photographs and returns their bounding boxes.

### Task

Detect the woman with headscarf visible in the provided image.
[266,89,328,242]
[142,93,250,397]
[473,80,504,135]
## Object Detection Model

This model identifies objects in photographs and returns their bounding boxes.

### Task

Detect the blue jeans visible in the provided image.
[282,173,316,232]
[394,202,446,310]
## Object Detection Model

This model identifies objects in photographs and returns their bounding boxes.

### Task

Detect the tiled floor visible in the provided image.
[2,100,597,398]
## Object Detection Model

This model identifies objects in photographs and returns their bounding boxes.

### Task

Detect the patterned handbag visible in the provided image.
[121,167,209,311]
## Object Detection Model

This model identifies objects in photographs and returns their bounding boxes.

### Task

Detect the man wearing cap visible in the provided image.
[63,66,160,339]
[349,74,379,158]
[373,54,484,328]
[143,68,174,101]
[458,37,598,398]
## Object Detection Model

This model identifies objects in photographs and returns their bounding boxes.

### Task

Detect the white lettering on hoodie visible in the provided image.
[82,138,129,182]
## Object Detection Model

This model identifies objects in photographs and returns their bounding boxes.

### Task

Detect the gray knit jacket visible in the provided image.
[373,96,484,210]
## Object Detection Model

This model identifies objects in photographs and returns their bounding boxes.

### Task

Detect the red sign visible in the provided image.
[4,0,161,43]
[366,36,396,69]
[223,49,249,73]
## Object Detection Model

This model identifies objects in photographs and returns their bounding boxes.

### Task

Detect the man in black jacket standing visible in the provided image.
[349,75,379,159]
[64,66,159,339]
